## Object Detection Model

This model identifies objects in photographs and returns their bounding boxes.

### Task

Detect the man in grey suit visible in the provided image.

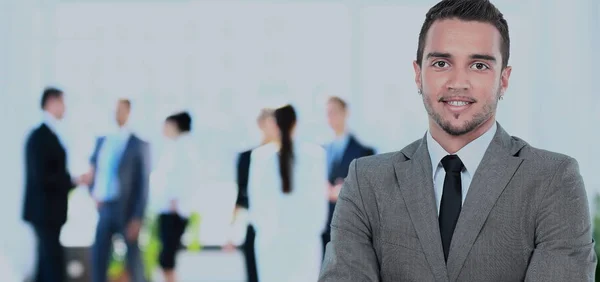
[84,99,151,282]
[319,0,596,281]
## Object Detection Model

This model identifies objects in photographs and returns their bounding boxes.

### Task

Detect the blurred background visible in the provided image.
[0,0,599,281]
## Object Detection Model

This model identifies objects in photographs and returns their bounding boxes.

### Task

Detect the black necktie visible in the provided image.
[439,155,464,262]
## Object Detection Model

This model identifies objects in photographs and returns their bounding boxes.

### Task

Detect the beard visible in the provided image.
[421,87,500,136]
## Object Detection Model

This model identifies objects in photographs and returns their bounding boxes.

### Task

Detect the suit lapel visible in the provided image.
[329,135,356,181]
[394,137,449,282]
[41,124,66,153]
[118,135,136,173]
[446,125,525,281]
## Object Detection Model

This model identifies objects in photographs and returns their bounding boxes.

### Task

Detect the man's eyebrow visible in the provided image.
[426,52,451,59]
[470,54,497,62]
[426,52,498,62]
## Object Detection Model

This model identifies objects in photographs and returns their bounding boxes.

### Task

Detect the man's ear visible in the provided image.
[500,66,512,96]
[413,60,422,92]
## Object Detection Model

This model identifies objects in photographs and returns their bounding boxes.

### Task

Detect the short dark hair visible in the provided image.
[119,99,131,109]
[328,96,347,110]
[40,87,63,109]
[166,111,192,133]
[416,0,510,69]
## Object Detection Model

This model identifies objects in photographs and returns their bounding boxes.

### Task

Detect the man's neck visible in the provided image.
[117,123,129,130]
[44,111,59,122]
[334,127,347,138]
[428,117,495,154]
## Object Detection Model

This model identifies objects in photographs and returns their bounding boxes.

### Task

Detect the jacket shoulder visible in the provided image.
[350,138,420,183]
[514,139,576,169]
[351,151,407,179]
[239,149,253,158]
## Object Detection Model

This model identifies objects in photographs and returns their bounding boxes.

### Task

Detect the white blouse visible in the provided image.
[152,134,200,217]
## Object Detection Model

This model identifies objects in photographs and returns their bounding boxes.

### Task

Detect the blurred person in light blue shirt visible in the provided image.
[85,99,150,282]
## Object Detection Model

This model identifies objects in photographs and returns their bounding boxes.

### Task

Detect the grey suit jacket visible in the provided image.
[319,124,596,281]
[89,134,151,224]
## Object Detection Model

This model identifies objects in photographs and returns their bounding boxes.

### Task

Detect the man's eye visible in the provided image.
[433,61,449,68]
[471,62,489,70]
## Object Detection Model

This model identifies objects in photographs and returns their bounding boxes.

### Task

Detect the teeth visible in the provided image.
[447,101,469,106]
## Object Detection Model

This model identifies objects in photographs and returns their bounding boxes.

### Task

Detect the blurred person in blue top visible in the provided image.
[85,99,151,282]
[153,111,199,282]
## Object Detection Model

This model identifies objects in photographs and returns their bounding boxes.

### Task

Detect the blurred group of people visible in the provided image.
[227,97,374,282]
[23,88,204,282]
[22,87,374,282]
[19,0,599,281]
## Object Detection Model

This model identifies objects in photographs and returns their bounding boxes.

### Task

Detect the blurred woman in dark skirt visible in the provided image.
[154,112,199,282]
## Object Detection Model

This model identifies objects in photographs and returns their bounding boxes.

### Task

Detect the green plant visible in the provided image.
[107,212,202,281]
[186,213,202,252]
[107,214,160,281]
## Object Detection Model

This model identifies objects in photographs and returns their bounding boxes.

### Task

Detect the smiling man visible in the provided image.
[319,0,596,281]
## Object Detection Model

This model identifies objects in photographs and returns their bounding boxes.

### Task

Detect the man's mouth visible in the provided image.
[444,100,471,106]
[439,97,475,111]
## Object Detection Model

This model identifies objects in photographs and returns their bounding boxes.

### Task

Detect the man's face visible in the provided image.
[54,95,66,120]
[413,19,512,136]
[116,101,130,126]
[326,101,347,132]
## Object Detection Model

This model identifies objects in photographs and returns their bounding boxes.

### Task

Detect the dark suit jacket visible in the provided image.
[328,135,375,185]
[325,135,375,233]
[23,124,75,227]
[235,149,253,209]
[89,134,150,224]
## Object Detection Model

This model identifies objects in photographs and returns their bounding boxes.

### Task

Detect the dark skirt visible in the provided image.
[158,213,189,270]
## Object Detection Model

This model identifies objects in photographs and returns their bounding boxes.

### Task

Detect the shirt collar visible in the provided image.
[115,124,131,138]
[427,122,497,178]
[175,133,191,143]
[43,111,60,134]
[332,132,350,146]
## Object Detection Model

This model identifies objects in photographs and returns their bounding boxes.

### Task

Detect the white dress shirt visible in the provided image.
[153,134,200,217]
[427,123,497,214]
[92,126,131,202]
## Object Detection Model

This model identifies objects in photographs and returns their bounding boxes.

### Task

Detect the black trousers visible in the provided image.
[242,225,258,282]
[158,213,189,270]
[33,225,65,282]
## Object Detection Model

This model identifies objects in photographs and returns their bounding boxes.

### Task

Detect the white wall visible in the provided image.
[1,0,598,279]
[0,0,57,279]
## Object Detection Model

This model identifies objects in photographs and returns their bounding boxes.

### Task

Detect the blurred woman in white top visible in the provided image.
[248,104,328,282]
[154,112,198,282]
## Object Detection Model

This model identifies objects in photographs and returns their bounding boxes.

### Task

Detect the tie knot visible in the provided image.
[441,155,464,173]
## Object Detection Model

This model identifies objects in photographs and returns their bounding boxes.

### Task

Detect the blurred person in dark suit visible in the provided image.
[23,87,85,282]
[84,99,151,282]
[321,96,375,256]
[225,108,277,282]
[154,112,198,282]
